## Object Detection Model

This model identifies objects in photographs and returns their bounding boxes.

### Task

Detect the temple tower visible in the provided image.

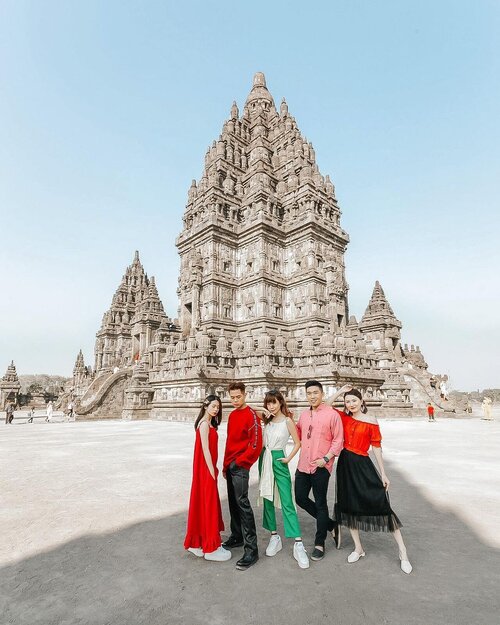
[0,361,21,407]
[75,72,446,420]
[94,251,173,374]
[176,72,350,345]
[359,281,403,367]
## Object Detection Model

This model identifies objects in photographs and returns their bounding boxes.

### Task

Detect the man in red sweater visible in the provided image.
[222,381,263,570]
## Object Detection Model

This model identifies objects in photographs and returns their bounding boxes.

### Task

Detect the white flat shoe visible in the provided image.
[347,550,365,563]
[400,556,413,574]
[187,547,204,557]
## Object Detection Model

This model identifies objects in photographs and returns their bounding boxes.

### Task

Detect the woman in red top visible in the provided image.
[333,388,412,574]
[184,395,231,562]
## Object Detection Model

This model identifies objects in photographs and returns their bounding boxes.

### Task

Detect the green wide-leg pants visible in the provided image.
[260,450,302,538]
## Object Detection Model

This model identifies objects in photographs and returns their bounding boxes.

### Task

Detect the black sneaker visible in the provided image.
[222,536,244,549]
[236,552,259,570]
[310,547,325,561]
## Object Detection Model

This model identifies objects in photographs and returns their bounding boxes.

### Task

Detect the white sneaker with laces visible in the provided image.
[187,547,204,557]
[265,534,282,557]
[204,546,232,562]
[293,541,310,569]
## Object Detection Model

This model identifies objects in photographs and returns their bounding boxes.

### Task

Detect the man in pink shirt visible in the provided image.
[295,380,344,561]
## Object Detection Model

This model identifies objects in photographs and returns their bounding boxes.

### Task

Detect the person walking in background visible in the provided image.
[46,401,54,422]
[184,395,231,562]
[481,397,493,420]
[294,381,346,561]
[333,388,412,574]
[259,389,309,569]
[427,403,435,421]
[222,382,262,570]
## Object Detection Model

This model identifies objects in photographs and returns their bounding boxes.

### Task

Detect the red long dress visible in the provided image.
[184,426,225,553]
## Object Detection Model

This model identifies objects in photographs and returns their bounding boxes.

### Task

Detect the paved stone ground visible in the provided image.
[1,417,499,625]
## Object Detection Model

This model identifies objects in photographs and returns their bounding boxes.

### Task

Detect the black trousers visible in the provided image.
[226,461,258,556]
[295,468,335,547]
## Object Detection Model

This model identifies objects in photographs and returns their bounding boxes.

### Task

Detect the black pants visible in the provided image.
[295,468,335,547]
[226,462,258,556]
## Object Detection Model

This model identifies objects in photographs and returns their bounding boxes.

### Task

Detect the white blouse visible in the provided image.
[259,419,291,508]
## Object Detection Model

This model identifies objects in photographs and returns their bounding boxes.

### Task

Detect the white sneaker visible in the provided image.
[265,534,282,557]
[204,546,232,562]
[187,547,204,557]
[293,541,310,569]
[347,550,365,563]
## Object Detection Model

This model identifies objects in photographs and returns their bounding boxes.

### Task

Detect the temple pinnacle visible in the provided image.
[253,72,266,87]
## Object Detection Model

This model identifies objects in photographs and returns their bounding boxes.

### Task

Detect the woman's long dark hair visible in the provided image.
[194,395,222,430]
[343,388,368,415]
[262,389,293,424]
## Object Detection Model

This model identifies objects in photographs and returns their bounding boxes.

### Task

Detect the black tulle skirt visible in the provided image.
[334,449,402,532]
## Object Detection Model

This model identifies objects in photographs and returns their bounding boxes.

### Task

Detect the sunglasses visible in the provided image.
[307,424,313,439]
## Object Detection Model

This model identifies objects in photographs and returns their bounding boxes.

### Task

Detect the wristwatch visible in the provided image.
[323,456,329,464]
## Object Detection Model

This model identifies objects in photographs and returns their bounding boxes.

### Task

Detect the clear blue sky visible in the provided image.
[1,1,499,391]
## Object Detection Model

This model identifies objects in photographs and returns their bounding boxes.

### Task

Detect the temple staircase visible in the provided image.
[399,367,465,415]
[76,368,132,419]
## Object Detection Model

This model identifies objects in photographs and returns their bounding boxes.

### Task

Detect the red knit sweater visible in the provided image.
[223,405,263,470]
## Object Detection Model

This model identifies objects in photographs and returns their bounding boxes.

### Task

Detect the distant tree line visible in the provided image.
[16,375,70,406]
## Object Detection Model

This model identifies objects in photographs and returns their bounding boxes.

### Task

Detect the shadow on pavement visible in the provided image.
[1,464,498,625]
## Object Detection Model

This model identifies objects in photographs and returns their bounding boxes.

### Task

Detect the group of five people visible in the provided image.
[183,380,412,574]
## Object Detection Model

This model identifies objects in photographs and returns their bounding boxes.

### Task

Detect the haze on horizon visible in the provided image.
[1,1,499,392]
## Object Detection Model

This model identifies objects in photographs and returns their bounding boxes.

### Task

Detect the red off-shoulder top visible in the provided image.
[339,410,382,457]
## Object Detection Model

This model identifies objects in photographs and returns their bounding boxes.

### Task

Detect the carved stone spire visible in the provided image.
[2,361,19,384]
[359,282,404,365]
[360,281,401,330]
[243,72,276,116]
[0,360,21,406]
[94,252,172,374]
[73,350,85,377]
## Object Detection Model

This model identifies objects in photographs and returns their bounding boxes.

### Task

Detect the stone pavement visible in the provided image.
[1,418,499,625]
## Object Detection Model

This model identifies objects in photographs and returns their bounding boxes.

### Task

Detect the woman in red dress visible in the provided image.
[333,388,412,574]
[184,395,231,562]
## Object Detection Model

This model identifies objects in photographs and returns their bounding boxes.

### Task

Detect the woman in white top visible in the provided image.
[259,389,309,569]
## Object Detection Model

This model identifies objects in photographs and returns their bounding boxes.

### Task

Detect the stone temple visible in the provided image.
[1,361,21,408]
[71,72,448,420]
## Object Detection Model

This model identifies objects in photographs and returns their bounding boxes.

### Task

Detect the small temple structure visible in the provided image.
[69,73,452,419]
[1,361,21,408]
